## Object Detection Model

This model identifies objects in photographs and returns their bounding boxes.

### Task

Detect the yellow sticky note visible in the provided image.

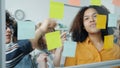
[45,31,62,50]
[90,0,101,6]
[50,1,64,19]
[68,0,80,6]
[96,14,107,29]
[112,0,120,7]
[103,35,114,49]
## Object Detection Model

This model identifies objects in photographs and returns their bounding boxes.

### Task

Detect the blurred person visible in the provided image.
[5,11,56,68]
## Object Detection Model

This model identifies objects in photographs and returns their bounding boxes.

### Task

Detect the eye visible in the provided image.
[84,17,89,20]
[93,15,97,18]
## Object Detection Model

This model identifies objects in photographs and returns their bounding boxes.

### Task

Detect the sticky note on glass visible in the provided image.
[45,31,62,50]
[103,35,114,49]
[112,0,120,7]
[108,14,118,27]
[50,1,64,19]
[68,0,80,6]
[96,14,107,29]
[62,41,76,57]
[18,21,35,40]
[90,0,101,6]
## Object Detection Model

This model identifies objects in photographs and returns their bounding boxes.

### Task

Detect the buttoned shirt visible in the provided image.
[64,37,120,66]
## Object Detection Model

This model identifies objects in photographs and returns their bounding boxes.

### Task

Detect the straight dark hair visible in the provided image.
[70,5,114,42]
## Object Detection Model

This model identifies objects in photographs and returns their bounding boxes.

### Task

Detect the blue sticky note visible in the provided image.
[18,21,35,40]
[62,41,76,57]
[108,14,118,27]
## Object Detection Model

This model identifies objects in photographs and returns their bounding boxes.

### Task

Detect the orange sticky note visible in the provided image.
[90,0,101,6]
[112,0,120,7]
[68,0,80,6]
[103,35,114,49]
[96,14,107,29]
[45,31,62,50]
[50,1,64,19]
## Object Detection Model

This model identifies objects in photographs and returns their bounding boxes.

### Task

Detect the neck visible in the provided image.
[88,32,103,51]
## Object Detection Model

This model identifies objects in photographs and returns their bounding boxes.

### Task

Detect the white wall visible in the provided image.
[6,0,119,27]
[5,0,80,28]
[6,0,50,24]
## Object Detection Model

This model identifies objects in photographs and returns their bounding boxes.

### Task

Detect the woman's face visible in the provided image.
[83,8,100,34]
[6,24,13,44]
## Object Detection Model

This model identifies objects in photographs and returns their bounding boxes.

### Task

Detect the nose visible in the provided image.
[89,17,95,22]
[6,27,12,32]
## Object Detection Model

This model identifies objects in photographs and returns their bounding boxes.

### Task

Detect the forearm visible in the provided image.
[30,18,56,49]
[30,23,48,49]
[53,49,62,67]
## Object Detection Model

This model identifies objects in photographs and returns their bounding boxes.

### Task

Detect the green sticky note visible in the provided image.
[90,0,101,6]
[50,1,64,19]
[103,35,114,49]
[45,31,62,50]
[96,14,107,29]
[18,21,35,40]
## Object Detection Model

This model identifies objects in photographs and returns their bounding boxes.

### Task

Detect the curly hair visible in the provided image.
[70,5,114,42]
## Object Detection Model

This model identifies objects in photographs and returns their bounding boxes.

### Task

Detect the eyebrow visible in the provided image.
[84,13,97,18]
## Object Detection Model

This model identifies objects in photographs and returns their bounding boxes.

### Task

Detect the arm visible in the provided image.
[53,32,66,67]
[30,18,57,49]
[6,18,56,68]
[6,40,32,68]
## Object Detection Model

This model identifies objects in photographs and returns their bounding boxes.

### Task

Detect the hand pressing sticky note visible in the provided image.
[62,41,76,57]
[50,1,64,19]
[45,31,62,50]
[90,0,101,6]
[103,35,114,49]
[68,0,80,6]
[96,14,107,29]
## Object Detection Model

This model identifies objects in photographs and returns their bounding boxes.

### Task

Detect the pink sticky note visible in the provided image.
[112,0,120,7]
[68,0,80,6]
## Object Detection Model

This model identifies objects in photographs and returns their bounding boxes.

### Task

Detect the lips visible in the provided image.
[90,23,96,27]
[6,34,11,39]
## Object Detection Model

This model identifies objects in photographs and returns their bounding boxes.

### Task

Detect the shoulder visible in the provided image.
[6,43,19,52]
[17,39,31,46]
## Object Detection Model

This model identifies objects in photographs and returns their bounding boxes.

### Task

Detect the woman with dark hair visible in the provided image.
[64,5,120,66]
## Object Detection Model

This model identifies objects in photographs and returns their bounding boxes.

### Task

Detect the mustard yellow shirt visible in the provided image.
[64,37,120,66]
